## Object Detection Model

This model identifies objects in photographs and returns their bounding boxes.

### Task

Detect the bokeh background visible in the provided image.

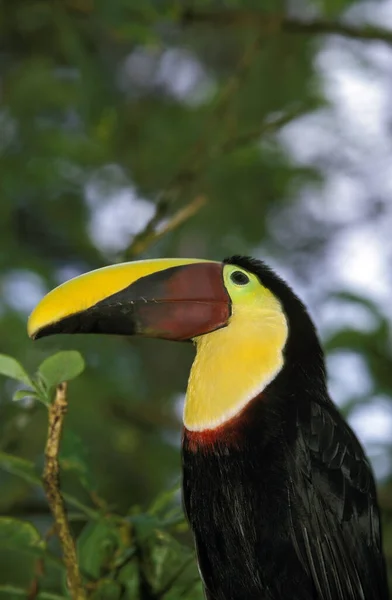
[1,0,392,597]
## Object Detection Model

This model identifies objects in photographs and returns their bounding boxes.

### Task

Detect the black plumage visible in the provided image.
[182,256,389,600]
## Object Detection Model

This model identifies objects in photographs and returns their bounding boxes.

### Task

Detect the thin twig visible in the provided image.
[28,523,58,600]
[0,587,64,600]
[126,195,207,257]
[217,104,309,155]
[43,382,86,600]
[125,35,261,258]
[156,555,195,598]
[27,555,45,600]
[182,9,392,45]
[126,102,304,259]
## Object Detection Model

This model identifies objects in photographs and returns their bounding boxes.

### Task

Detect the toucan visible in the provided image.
[28,256,389,600]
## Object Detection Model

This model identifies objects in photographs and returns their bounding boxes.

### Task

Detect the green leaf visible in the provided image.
[77,519,124,579]
[131,513,161,543]
[33,373,51,405]
[0,452,99,520]
[0,452,41,486]
[12,389,38,402]
[117,561,140,599]
[0,586,66,599]
[90,579,122,600]
[148,481,181,516]
[329,291,382,315]
[60,429,96,491]
[139,527,196,595]
[0,354,33,387]
[38,351,85,390]
[132,514,197,595]
[0,518,44,553]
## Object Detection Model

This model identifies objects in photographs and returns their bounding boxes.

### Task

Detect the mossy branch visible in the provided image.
[43,382,86,600]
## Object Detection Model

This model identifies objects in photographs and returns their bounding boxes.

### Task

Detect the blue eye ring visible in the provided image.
[230,270,250,286]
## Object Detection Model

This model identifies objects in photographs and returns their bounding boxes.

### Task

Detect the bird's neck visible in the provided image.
[183,302,288,432]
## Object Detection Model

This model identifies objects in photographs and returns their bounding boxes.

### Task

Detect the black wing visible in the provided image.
[288,398,389,600]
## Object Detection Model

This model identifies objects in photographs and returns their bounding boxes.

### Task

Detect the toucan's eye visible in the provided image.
[230,270,250,286]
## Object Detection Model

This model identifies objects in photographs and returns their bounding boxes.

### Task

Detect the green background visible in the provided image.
[1,0,392,597]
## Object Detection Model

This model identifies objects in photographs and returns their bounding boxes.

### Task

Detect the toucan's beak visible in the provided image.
[28,258,231,342]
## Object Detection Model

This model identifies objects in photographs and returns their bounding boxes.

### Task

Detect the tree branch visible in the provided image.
[43,383,86,600]
[182,9,392,45]
[124,35,262,259]
[126,102,305,259]
[122,34,313,260]
[127,195,206,257]
[216,104,309,156]
[156,555,195,598]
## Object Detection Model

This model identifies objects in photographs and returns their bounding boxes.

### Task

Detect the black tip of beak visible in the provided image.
[33,307,138,339]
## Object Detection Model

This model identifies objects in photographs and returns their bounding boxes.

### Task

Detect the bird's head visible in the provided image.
[28,256,325,430]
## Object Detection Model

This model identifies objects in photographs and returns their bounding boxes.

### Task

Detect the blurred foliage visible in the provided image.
[0,354,201,599]
[1,0,392,596]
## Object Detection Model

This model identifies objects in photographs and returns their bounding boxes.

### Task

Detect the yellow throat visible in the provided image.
[184,265,288,431]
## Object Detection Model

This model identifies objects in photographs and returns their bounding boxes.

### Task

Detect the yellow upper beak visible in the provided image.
[28,258,230,342]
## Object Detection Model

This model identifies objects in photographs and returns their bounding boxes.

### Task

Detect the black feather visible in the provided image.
[182,256,389,600]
